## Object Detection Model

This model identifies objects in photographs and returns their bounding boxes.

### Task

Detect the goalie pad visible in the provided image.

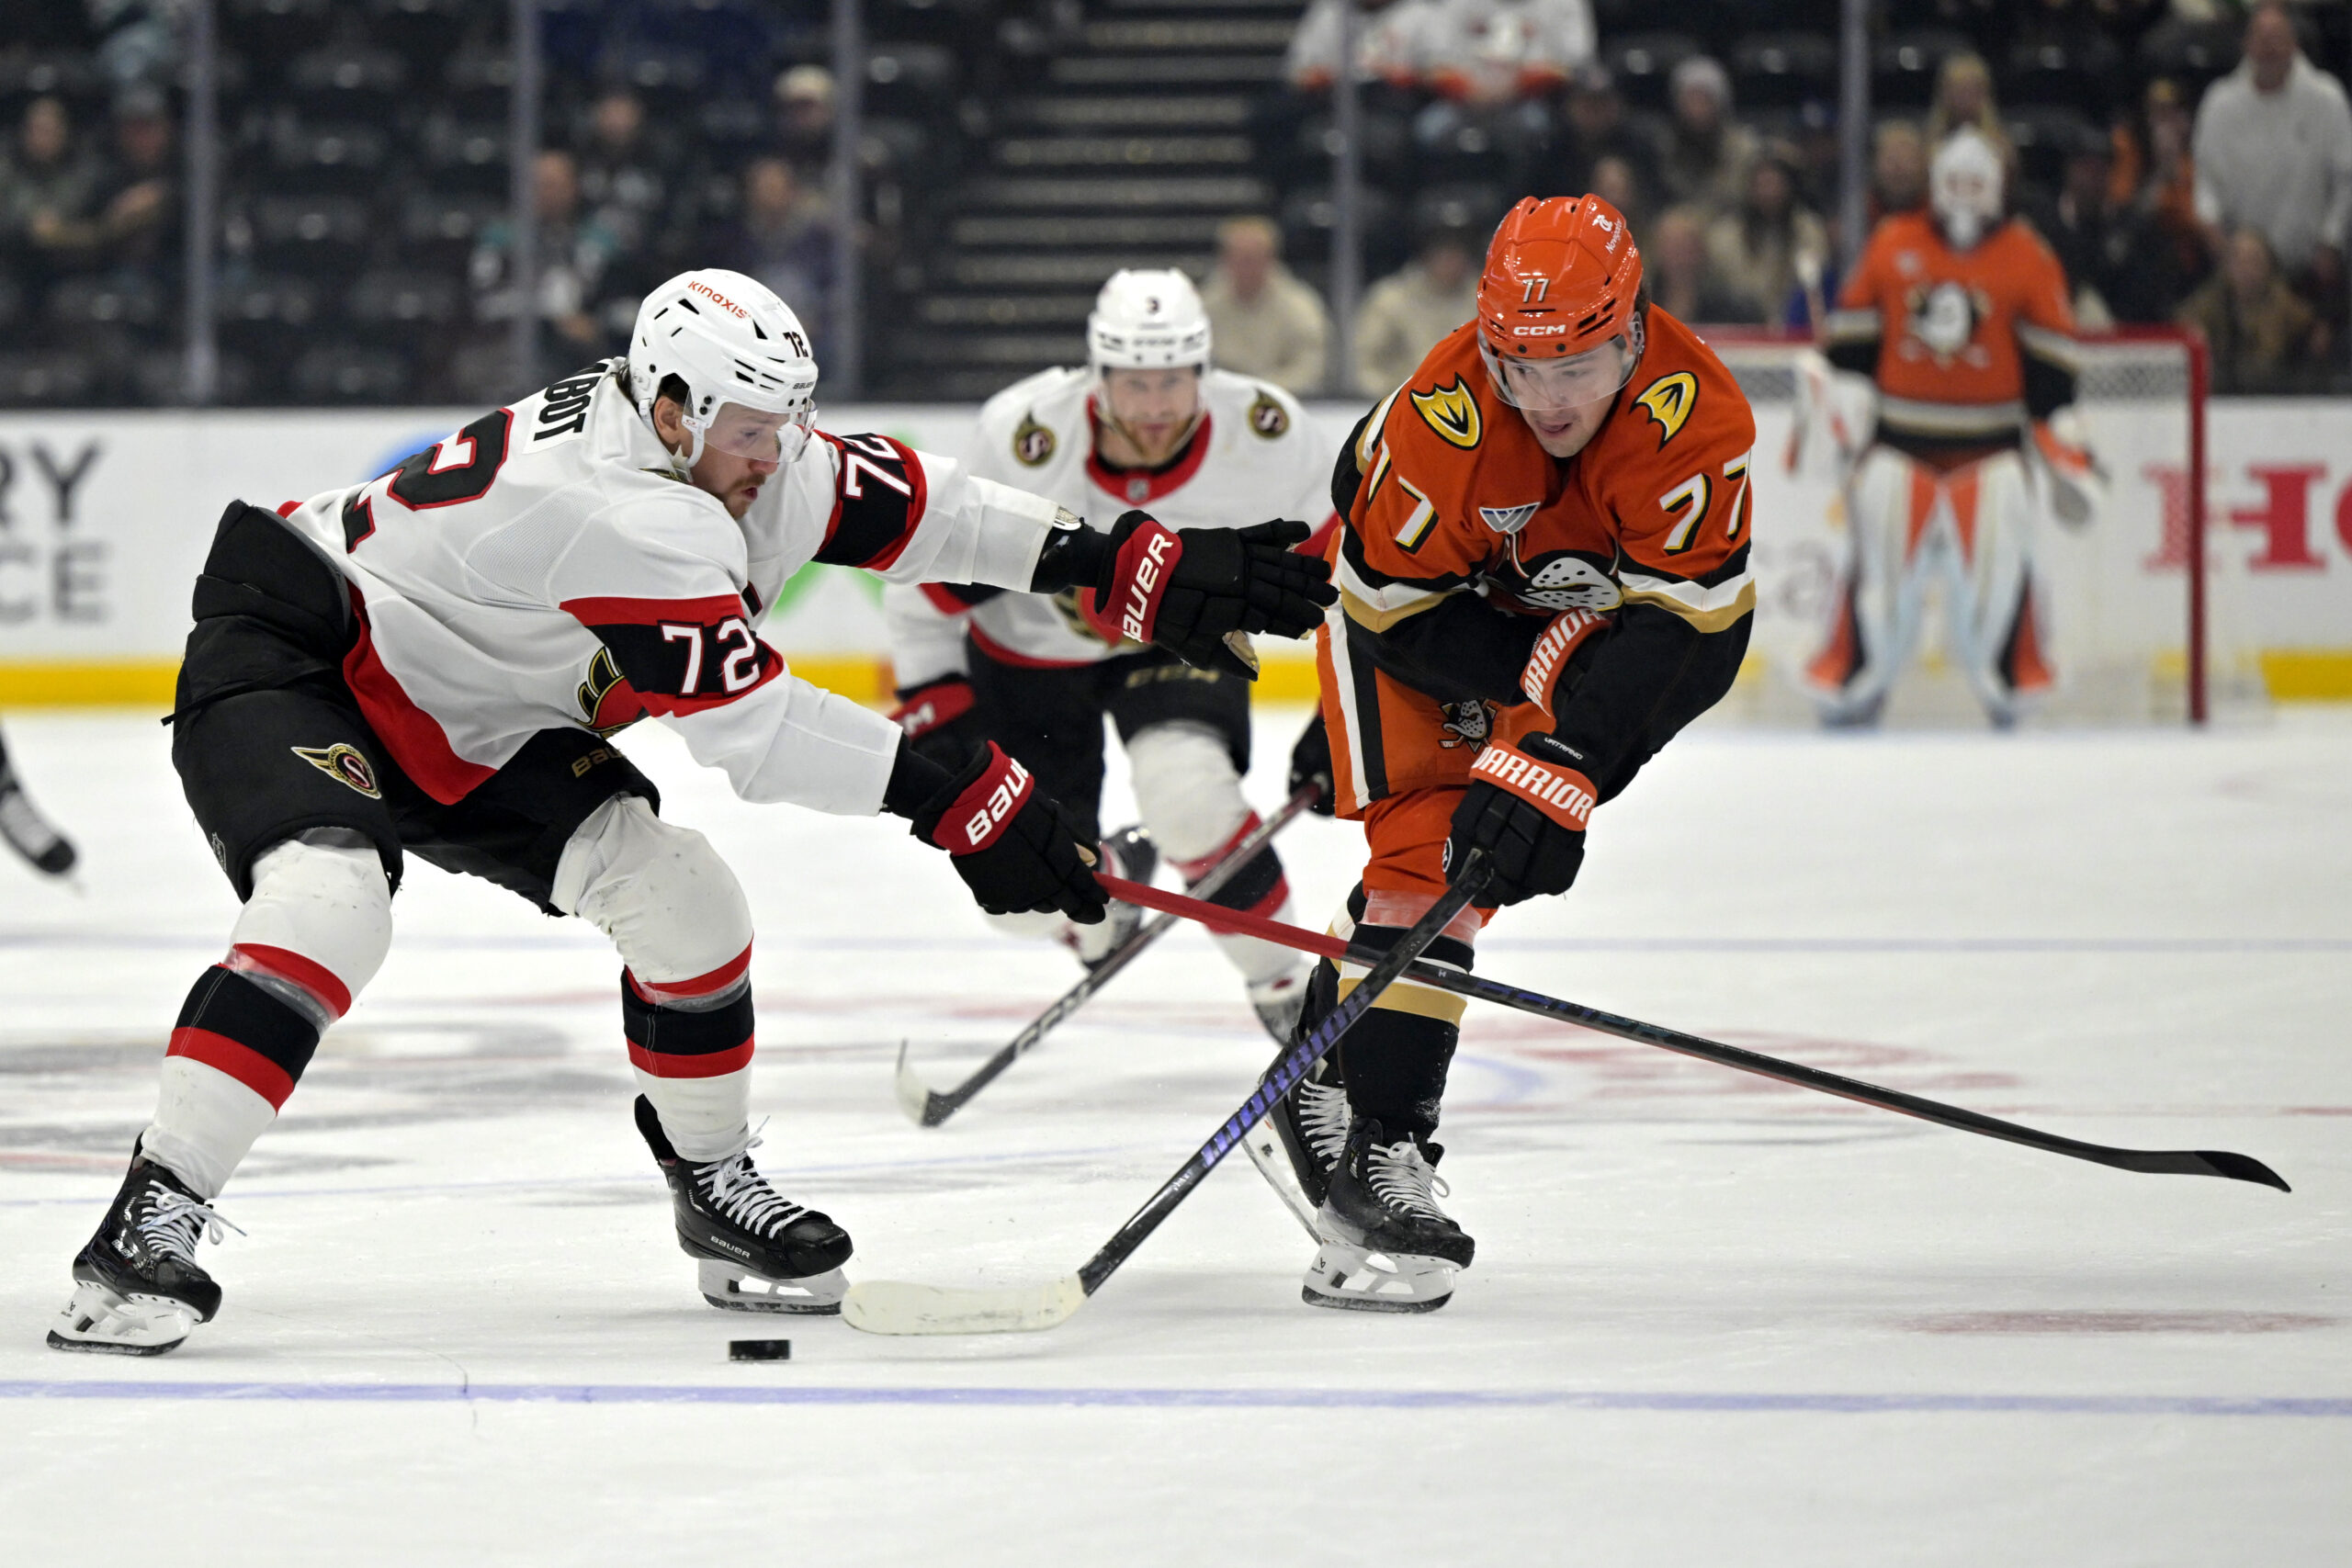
[1786,348,1877,480]
[2025,405,2108,529]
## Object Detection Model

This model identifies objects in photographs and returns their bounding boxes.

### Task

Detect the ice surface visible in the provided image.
[1,706,2346,1565]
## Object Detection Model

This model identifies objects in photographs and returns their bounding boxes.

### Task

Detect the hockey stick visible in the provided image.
[1089,875,2291,1194]
[841,854,1494,1335]
[894,786,1319,1127]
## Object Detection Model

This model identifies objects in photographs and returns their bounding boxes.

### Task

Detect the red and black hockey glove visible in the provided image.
[1445,732,1597,906]
[909,741,1107,925]
[1518,607,1612,717]
[888,675,986,772]
[1088,511,1336,678]
[1288,708,1337,817]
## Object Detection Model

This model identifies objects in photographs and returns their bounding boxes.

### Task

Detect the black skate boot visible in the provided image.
[1303,1118,1472,1314]
[1070,824,1157,969]
[49,1148,240,1355]
[635,1097,854,1314]
[0,768,76,877]
[1240,960,1351,1237]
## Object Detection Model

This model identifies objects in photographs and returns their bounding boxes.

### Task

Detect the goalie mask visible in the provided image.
[1929,130,2004,253]
[628,268,820,476]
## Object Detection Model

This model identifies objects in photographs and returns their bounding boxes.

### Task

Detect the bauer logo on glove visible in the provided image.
[945,748,1034,852]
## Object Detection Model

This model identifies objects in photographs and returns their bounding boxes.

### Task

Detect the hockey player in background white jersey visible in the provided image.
[48,268,1332,1354]
[883,270,1337,1041]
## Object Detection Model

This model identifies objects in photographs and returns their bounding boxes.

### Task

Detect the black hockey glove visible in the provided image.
[1288,709,1337,817]
[1091,512,1336,679]
[888,675,988,773]
[908,741,1107,925]
[1445,732,1596,906]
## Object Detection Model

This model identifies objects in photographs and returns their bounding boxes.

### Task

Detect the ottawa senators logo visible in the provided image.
[1409,378,1482,448]
[1633,372,1697,446]
[291,742,382,799]
[1012,412,1057,467]
[1247,389,1290,438]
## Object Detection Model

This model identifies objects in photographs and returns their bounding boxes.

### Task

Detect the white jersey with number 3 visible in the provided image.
[882,366,1335,682]
[267,359,1060,813]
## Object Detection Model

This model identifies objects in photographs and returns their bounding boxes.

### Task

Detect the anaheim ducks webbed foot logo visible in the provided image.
[1409,378,1482,449]
[1634,372,1697,446]
[291,742,382,799]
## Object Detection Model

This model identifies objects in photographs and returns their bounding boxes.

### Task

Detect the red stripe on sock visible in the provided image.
[167,1027,297,1110]
[1240,876,1291,919]
[1172,813,1262,883]
[227,943,354,1019]
[626,1041,754,1078]
[625,945,752,1005]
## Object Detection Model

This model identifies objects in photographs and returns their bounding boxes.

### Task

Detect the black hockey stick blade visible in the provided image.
[2099,1147,2290,1191]
[841,856,1490,1336]
[893,786,1317,1128]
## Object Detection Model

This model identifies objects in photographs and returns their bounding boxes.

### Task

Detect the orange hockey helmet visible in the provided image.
[1476,195,1645,412]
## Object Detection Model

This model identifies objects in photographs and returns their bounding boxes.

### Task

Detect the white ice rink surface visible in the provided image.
[1,705,2346,1565]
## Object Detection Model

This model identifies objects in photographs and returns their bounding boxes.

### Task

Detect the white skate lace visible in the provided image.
[696,1127,809,1239]
[1363,1139,1452,1223]
[137,1189,243,1261]
[1297,1075,1352,1170]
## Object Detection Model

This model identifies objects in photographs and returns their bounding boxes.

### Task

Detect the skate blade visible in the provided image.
[1300,1245,1456,1314]
[47,1282,196,1354]
[697,1261,848,1315]
[1240,1124,1328,1242]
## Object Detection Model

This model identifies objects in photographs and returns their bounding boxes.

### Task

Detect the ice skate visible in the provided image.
[1240,1011,1353,1238]
[1302,1119,1472,1314]
[635,1097,853,1314]
[1069,823,1158,969]
[0,771,76,877]
[1246,966,1309,1043]
[49,1148,240,1355]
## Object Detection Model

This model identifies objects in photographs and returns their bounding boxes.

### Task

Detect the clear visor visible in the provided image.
[689,400,817,464]
[1479,335,1637,414]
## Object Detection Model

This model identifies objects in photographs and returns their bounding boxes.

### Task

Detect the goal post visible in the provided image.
[1705,325,2251,728]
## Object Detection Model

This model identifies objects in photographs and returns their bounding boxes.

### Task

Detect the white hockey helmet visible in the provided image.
[1088,268,1212,371]
[1929,129,2004,252]
[628,268,820,469]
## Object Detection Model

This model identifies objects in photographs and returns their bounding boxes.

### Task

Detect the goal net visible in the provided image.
[1709,328,2264,726]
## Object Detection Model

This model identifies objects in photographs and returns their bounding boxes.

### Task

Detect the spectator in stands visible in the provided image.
[1925,52,2005,154]
[2177,226,2329,392]
[774,66,837,169]
[1646,204,1761,325]
[1658,56,1757,222]
[1704,144,1828,328]
[2024,122,2126,328]
[2109,78,2208,321]
[1547,62,1661,201]
[1285,0,1422,93]
[1414,0,1593,106]
[1871,120,1928,219]
[2192,2,2352,319]
[574,86,671,261]
[1588,153,1645,236]
[1200,215,1331,393]
[471,150,622,376]
[0,96,99,290]
[1352,224,1476,392]
[725,156,834,356]
[36,85,178,284]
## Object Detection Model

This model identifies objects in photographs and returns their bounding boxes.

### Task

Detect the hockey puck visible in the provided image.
[729,1338,791,1362]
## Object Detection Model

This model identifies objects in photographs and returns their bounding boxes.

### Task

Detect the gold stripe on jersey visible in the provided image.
[1337,971,1471,1024]
[1618,566,1757,632]
[1335,552,1447,632]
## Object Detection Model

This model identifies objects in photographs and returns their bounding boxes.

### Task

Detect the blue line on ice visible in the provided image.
[2,1381,2347,1415]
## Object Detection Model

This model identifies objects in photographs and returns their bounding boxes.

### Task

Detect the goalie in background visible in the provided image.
[1804,128,2108,728]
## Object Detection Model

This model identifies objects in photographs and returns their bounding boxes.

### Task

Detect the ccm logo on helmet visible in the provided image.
[962,757,1033,848]
[687,280,748,318]
[1121,530,1176,642]
[1514,323,1568,337]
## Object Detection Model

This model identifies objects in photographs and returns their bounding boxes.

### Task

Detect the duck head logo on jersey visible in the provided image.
[291,743,382,800]
[1437,699,1493,750]
[1410,378,1483,449]
[1012,411,1057,467]
[1905,281,1992,367]
[1492,547,1624,614]
[1247,389,1290,438]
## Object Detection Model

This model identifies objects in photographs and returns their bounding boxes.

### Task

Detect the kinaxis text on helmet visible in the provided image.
[687,280,748,318]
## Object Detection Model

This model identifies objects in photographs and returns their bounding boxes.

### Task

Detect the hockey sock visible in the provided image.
[622,970,754,1161]
[1170,818,1300,987]
[1325,887,1476,1142]
[143,966,325,1200]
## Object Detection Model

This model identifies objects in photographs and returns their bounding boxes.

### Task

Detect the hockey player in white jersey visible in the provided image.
[48,268,1333,1355]
[883,270,1336,1040]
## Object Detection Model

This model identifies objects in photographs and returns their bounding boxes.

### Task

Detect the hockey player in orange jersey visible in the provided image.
[1805,128,2106,727]
[1259,194,1756,1311]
